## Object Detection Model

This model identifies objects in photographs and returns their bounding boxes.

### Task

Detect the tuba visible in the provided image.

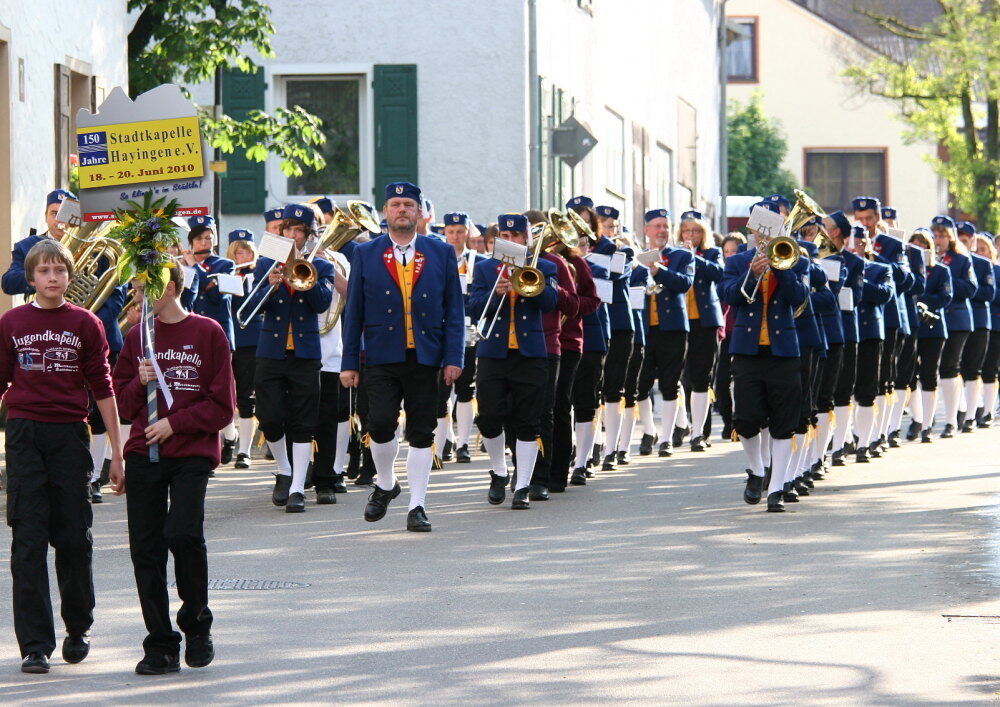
[565,207,597,245]
[315,201,379,334]
[288,200,380,293]
[59,221,124,313]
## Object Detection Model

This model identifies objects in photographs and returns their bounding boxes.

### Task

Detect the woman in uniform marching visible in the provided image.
[955,222,995,432]
[225,229,261,469]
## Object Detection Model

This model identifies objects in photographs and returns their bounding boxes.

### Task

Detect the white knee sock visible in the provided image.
[739,434,764,476]
[369,438,399,490]
[406,445,432,510]
[267,436,291,476]
[618,406,637,453]
[222,420,237,442]
[690,391,710,440]
[333,421,350,474]
[768,437,792,496]
[831,406,851,452]
[455,401,475,446]
[237,417,256,455]
[910,385,924,425]
[790,434,807,480]
[433,417,450,456]
[514,439,539,491]
[289,442,311,495]
[574,421,596,469]
[941,377,962,425]
[854,405,876,447]
[984,382,998,417]
[674,387,689,428]
[964,379,981,416]
[760,427,771,468]
[482,432,508,476]
[660,398,678,442]
[815,411,833,464]
[890,390,908,434]
[876,395,890,439]
[603,403,623,455]
[921,389,938,430]
[89,434,107,482]
[637,398,655,437]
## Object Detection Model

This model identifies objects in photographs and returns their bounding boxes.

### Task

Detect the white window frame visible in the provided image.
[653,142,675,218]
[264,64,373,206]
[604,107,626,201]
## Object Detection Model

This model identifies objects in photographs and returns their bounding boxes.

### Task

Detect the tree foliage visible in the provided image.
[727,95,800,198]
[127,0,326,177]
[843,0,1000,231]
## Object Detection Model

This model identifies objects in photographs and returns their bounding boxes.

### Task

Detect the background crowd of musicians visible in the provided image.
[8,185,1000,526]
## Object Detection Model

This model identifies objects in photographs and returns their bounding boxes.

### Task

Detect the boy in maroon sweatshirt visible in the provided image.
[0,239,124,674]
[113,262,235,675]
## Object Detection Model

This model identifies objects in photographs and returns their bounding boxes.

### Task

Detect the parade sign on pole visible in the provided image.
[75,84,211,222]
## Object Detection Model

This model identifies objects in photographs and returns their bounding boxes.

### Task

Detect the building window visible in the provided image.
[604,108,625,198]
[726,17,758,82]
[804,149,887,212]
[677,98,697,194]
[284,76,362,198]
[652,142,674,216]
[539,78,577,209]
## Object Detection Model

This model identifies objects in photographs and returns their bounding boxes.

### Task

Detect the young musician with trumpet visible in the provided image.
[226,230,261,469]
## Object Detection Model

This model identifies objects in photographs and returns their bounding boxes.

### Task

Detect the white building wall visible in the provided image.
[0,0,129,241]
[727,0,944,228]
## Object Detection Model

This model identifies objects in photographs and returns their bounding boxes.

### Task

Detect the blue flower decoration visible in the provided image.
[146,219,160,232]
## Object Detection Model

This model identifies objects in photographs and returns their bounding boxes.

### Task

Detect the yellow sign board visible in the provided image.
[76,115,204,189]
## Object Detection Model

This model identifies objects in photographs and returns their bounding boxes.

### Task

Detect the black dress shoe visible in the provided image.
[975,407,989,428]
[355,470,375,486]
[921,428,933,443]
[878,434,889,453]
[21,652,50,673]
[91,481,103,504]
[185,633,214,668]
[62,633,90,663]
[570,467,587,486]
[868,443,882,459]
[98,458,111,486]
[782,482,799,503]
[584,467,595,478]
[407,506,432,531]
[221,437,236,465]
[285,492,305,513]
[364,482,401,522]
[800,472,815,489]
[315,488,336,505]
[658,441,672,457]
[331,474,348,493]
[887,430,901,448]
[511,488,530,509]
[721,423,733,441]
[616,450,630,466]
[810,461,825,481]
[441,439,454,462]
[549,484,566,493]
[956,410,966,430]
[905,420,921,441]
[690,436,706,452]
[638,433,656,455]
[455,444,471,463]
[264,447,274,461]
[271,474,292,506]
[601,453,617,471]
[135,652,180,675]
[961,419,975,433]
[940,423,955,439]
[672,425,689,448]
[488,471,507,505]
[793,478,810,496]
[589,443,602,469]
[844,438,857,455]
[855,447,871,463]
[528,484,549,501]
[234,452,250,469]
[831,450,845,466]
[744,470,764,505]
[766,492,785,512]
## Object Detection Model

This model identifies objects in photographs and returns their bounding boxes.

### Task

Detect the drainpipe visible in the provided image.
[528,0,540,209]
[718,0,728,233]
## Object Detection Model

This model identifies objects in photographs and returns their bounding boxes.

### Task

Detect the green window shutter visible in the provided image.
[373,64,418,205]
[220,67,266,214]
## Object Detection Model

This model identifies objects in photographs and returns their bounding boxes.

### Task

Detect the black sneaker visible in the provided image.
[658,441,672,457]
[21,652,50,674]
[331,474,348,493]
[285,492,305,513]
[441,439,454,462]
[407,506,432,532]
[221,437,236,465]
[638,434,656,456]
[855,447,871,463]
[690,436,706,452]
[831,449,845,466]
[905,420,921,441]
[672,425,690,448]
[511,487,530,510]
[868,442,882,459]
[91,481,103,504]
[487,471,507,505]
[617,450,630,466]
[364,482,401,522]
[234,452,250,469]
[185,634,214,668]
[940,423,955,439]
[601,452,617,471]
[455,444,471,463]
[62,632,90,664]
[271,474,292,506]
[570,467,587,486]
[743,470,764,505]
[135,652,180,675]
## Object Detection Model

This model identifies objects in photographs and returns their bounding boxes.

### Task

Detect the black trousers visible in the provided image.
[572,350,606,423]
[476,351,549,440]
[713,338,734,428]
[854,339,882,406]
[816,343,843,413]
[647,329,687,400]
[685,324,719,393]
[232,346,257,418]
[125,453,212,654]
[312,371,341,487]
[622,341,645,407]
[364,350,439,448]
[435,377,453,419]
[531,355,561,487]
[87,351,119,434]
[833,341,858,408]
[732,351,802,440]
[983,330,1000,384]
[940,330,970,379]
[254,354,322,443]
[602,331,634,403]
[550,350,581,489]
[895,334,918,391]
[960,328,990,380]
[454,346,477,403]
[797,347,817,432]
[879,328,902,395]
[5,419,94,657]
[917,337,946,391]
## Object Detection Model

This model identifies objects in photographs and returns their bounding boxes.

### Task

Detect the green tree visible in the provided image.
[727,95,799,198]
[127,0,325,177]
[843,0,999,232]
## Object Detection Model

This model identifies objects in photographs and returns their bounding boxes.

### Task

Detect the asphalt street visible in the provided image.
[0,421,999,704]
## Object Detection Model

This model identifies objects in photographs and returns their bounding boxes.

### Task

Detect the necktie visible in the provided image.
[397,245,408,266]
